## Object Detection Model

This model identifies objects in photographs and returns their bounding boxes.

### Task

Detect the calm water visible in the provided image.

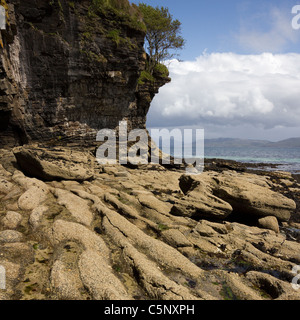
[172,146,300,173]
[205,147,300,173]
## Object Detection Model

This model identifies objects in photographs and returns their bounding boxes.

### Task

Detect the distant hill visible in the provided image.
[205,138,269,148]
[264,138,300,148]
[204,137,300,148]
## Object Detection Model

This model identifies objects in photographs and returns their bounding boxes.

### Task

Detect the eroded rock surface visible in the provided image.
[0,148,300,300]
[178,171,296,223]
[13,146,95,181]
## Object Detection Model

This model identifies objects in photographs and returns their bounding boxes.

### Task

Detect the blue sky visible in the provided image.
[131,0,300,59]
[131,1,300,140]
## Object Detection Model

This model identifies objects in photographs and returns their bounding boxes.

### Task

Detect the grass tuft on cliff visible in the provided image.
[90,0,146,32]
[138,62,170,85]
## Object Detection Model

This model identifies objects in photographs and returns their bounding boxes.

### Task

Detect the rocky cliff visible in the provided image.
[2,0,300,302]
[0,0,170,148]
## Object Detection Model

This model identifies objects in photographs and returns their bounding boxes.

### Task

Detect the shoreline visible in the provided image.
[204,154,300,173]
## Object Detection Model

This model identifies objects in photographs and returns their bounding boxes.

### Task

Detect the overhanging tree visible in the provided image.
[138,3,185,74]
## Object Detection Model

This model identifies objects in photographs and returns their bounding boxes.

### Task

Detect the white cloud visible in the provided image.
[147,52,300,137]
[237,7,300,53]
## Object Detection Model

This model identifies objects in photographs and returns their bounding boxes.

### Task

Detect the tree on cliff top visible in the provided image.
[138,3,185,74]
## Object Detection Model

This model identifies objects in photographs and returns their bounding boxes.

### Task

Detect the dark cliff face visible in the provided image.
[0,0,170,147]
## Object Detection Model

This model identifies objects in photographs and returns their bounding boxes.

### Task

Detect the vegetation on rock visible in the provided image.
[90,0,146,32]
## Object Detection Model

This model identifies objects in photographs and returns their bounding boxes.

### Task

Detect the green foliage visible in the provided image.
[57,0,63,12]
[138,3,185,74]
[138,62,169,86]
[106,29,137,50]
[107,29,121,45]
[92,0,130,12]
[80,49,107,64]
[90,0,146,32]
[154,63,169,78]
[138,70,155,85]
[82,31,93,41]
[220,282,239,300]
[157,224,169,231]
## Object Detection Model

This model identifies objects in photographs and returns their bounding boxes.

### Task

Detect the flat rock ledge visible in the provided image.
[13,145,95,182]
[0,146,300,301]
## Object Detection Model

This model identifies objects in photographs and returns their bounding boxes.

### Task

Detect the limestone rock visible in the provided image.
[52,220,109,260]
[50,260,84,300]
[161,229,192,248]
[52,189,94,226]
[245,271,300,300]
[0,230,23,243]
[18,186,48,211]
[0,1,169,148]
[13,146,95,182]
[171,189,233,220]
[12,170,50,191]
[0,260,21,297]
[0,164,12,178]
[179,171,296,222]
[0,179,14,194]
[137,193,172,215]
[258,216,280,233]
[214,172,296,222]
[78,250,130,300]
[29,205,48,229]
[101,206,203,279]
[1,211,22,229]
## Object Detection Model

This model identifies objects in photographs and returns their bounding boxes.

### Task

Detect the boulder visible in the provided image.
[13,146,94,181]
[258,216,280,233]
[179,171,296,222]
[213,172,296,222]
[172,173,233,220]
[18,186,48,211]
[171,190,233,220]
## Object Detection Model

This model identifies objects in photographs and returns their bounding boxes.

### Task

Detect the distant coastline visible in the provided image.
[167,137,300,173]
[205,137,300,148]
[204,146,300,174]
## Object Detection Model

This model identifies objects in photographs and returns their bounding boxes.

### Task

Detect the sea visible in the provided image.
[204,147,300,174]
[171,146,300,174]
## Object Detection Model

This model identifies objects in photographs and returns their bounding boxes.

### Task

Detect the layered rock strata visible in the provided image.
[0,0,170,147]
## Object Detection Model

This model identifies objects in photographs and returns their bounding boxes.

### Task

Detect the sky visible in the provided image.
[130,0,300,141]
